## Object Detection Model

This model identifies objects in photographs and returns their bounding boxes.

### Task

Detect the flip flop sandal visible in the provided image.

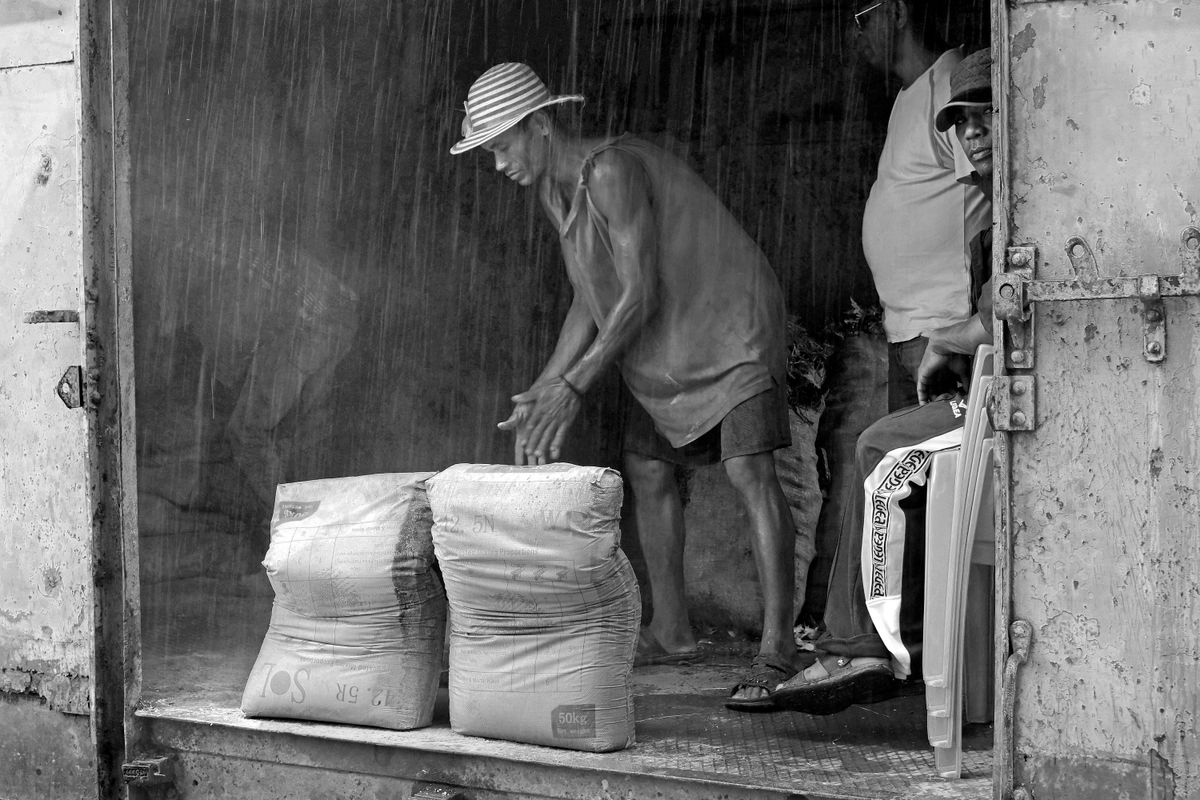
[771,654,900,716]
[633,628,698,667]
[723,655,799,712]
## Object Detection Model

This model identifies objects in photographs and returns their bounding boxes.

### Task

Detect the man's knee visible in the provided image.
[623,452,676,499]
[722,451,781,497]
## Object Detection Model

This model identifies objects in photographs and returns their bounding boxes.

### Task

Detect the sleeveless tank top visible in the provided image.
[557,135,786,447]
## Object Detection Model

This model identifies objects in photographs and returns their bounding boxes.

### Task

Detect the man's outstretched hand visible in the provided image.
[497,380,581,465]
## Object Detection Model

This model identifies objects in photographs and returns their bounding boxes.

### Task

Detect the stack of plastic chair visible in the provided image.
[921,344,995,778]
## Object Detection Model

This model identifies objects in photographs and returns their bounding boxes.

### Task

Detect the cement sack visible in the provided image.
[427,463,640,752]
[240,473,446,730]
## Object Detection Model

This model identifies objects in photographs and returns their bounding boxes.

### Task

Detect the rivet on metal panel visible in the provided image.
[1011,350,1026,365]
[988,376,1036,432]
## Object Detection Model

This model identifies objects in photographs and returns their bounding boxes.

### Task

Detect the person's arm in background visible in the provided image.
[916,314,990,404]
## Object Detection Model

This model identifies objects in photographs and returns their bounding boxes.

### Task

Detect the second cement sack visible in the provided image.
[427,463,640,752]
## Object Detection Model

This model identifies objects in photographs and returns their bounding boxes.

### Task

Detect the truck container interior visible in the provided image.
[129,1,994,796]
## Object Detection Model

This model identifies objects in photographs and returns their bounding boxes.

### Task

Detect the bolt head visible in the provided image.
[1012,411,1028,427]
[1009,250,1030,267]
[1147,341,1162,355]
[1012,382,1026,396]
[1011,350,1026,364]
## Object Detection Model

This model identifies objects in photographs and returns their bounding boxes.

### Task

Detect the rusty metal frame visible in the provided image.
[79,0,141,796]
[991,1,1020,797]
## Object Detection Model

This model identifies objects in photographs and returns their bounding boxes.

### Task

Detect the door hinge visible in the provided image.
[999,226,1200,367]
[55,366,83,409]
[121,755,174,786]
[997,620,1034,800]
[989,375,1035,431]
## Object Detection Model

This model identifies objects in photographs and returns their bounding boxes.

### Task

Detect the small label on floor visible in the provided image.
[552,704,596,738]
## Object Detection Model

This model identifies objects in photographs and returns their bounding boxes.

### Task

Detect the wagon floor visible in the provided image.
[138,576,992,800]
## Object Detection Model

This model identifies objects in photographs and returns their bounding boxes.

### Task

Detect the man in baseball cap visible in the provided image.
[452,62,807,707]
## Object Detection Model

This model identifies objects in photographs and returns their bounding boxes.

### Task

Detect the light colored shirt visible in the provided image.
[559,135,786,448]
[862,48,991,343]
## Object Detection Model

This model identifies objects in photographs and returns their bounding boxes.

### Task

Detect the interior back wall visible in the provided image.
[128,0,986,625]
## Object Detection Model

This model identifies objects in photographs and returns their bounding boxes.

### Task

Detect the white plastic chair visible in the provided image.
[922,344,995,779]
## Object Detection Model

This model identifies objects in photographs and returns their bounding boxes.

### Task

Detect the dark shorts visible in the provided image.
[622,379,791,467]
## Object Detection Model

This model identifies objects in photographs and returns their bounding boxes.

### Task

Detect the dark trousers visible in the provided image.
[819,398,967,677]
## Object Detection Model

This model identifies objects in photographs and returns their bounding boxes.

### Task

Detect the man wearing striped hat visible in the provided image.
[451,62,804,706]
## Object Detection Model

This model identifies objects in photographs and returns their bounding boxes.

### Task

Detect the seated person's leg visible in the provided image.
[772,398,968,714]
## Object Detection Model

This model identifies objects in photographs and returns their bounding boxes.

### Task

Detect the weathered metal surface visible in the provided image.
[0,698,96,799]
[1000,0,1200,797]
[0,0,76,69]
[79,0,140,797]
[0,60,94,705]
[1006,3,1199,282]
[0,29,103,799]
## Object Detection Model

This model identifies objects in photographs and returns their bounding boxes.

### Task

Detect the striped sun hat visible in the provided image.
[449,63,584,155]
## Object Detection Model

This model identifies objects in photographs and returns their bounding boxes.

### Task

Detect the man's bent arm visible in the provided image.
[916,314,990,404]
[561,149,659,393]
[927,315,989,357]
[533,295,598,387]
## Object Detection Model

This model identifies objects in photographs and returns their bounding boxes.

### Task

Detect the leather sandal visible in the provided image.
[770,654,902,715]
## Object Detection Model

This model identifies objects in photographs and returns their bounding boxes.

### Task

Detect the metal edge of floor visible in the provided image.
[136,708,990,800]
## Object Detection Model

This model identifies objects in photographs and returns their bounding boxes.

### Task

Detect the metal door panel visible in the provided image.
[0,60,93,711]
[1008,1,1199,280]
[0,1,77,69]
[1000,0,1200,796]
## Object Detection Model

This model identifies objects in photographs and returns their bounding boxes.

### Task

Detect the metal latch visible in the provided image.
[121,756,174,786]
[989,375,1035,432]
[995,247,1035,371]
[56,366,83,409]
[999,227,1200,368]
[412,781,468,799]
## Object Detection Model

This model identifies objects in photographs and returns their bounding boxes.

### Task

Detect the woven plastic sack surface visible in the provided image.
[241,472,446,730]
[427,463,640,752]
